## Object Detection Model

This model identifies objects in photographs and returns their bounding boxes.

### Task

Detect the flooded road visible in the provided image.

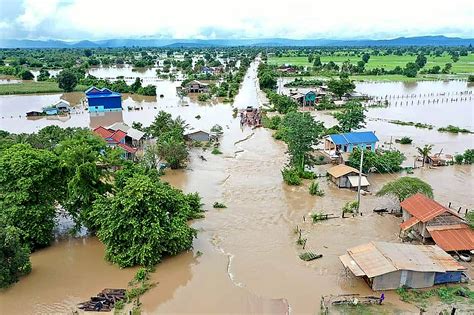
[0,61,473,314]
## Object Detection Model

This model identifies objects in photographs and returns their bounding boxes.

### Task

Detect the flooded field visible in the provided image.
[0,61,473,314]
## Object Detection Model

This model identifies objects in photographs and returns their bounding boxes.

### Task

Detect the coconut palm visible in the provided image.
[417,144,433,167]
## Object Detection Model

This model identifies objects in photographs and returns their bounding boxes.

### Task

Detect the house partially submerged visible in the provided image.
[184,130,211,142]
[53,100,71,113]
[340,241,466,290]
[400,193,474,252]
[182,80,209,93]
[42,99,71,116]
[107,122,145,148]
[86,87,122,112]
[327,164,370,189]
[324,131,378,158]
[290,89,328,106]
[93,126,139,159]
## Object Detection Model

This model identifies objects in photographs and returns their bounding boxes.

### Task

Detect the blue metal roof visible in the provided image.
[85,86,121,98]
[328,131,379,145]
[87,92,121,99]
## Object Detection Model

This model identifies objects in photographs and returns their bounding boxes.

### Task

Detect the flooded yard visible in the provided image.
[0,62,473,314]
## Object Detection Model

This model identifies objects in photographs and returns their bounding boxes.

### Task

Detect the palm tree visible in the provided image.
[417,144,433,167]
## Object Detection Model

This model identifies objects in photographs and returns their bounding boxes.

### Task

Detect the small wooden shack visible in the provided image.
[327,164,370,189]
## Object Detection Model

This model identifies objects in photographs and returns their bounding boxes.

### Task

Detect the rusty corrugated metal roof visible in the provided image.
[343,242,463,278]
[427,225,474,252]
[400,193,448,222]
[347,242,397,278]
[400,216,420,231]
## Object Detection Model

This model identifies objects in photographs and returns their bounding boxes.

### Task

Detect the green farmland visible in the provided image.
[0,81,87,95]
[268,53,474,74]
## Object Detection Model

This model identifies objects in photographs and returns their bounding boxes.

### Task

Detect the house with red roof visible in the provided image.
[93,126,139,160]
[400,193,474,252]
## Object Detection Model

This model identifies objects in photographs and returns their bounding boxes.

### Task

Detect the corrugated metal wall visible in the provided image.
[434,271,462,284]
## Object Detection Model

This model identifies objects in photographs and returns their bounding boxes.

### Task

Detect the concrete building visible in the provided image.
[324,131,378,158]
[340,242,466,290]
[86,87,122,112]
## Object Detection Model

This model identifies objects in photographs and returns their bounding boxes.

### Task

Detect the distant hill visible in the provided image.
[1,36,473,48]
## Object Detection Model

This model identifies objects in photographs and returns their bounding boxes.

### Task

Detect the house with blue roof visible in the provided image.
[324,131,379,156]
[85,86,122,112]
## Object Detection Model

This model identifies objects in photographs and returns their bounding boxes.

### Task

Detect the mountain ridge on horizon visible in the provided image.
[1,35,473,48]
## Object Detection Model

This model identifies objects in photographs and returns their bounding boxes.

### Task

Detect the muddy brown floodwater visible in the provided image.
[0,60,473,314]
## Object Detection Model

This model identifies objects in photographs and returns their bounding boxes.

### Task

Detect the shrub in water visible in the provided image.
[309,181,325,196]
[281,167,301,185]
[399,136,413,144]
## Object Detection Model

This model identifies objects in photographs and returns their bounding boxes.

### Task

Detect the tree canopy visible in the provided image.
[279,111,324,172]
[57,69,78,92]
[327,78,355,98]
[0,143,62,249]
[90,173,201,267]
[348,148,406,173]
[376,177,433,202]
[0,224,31,288]
[333,100,367,132]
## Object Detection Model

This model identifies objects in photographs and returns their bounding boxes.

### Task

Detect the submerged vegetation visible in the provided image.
[0,118,205,285]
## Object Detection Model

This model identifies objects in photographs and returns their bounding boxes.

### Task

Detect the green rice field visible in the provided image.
[0,81,87,95]
[268,53,474,74]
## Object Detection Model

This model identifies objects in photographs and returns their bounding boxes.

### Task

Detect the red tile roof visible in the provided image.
[93,126,113,139]
[118,143,138,154]
[110,130,127,142]
[400,193,449,222]
[428,225,474,252]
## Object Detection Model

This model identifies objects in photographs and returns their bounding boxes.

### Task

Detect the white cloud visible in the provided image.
[16,0,61,30]
[1,0,474,39]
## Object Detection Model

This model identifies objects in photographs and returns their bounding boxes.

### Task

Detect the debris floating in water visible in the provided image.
[77,288,126,312]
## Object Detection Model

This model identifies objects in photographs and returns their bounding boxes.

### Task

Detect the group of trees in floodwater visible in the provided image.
[0,111,206,288]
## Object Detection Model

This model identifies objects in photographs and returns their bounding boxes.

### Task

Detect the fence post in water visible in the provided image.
[448,202,451,208]
[458,207,462,213]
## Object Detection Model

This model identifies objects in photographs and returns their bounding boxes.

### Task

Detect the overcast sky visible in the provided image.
[1,0,473,40]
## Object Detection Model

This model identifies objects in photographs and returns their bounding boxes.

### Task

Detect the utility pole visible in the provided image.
[356,149,364,214]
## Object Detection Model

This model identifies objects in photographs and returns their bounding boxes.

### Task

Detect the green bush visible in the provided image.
[211,147,222,155]
[454,154,464,164]
[262,115,282,130]
[197,93,211,102]
[342,201,358,213]
[298,169,316,179]
[281,167,302,185]
[399,137,413,144]
[309,181,324,196]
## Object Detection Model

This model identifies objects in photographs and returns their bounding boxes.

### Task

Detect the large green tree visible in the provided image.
[0,224,32,288]
[376,177,433,202]
[279,112,324,172]
[333,100,367,132]
[0,144,62,249]
[348,148,406,173]
[90,173,199,267]
[327,78,356,98]
[57,69,78,92]
[55,131,113,229]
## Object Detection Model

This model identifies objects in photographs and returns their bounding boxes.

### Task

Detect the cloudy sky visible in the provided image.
[1,0,473,40]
